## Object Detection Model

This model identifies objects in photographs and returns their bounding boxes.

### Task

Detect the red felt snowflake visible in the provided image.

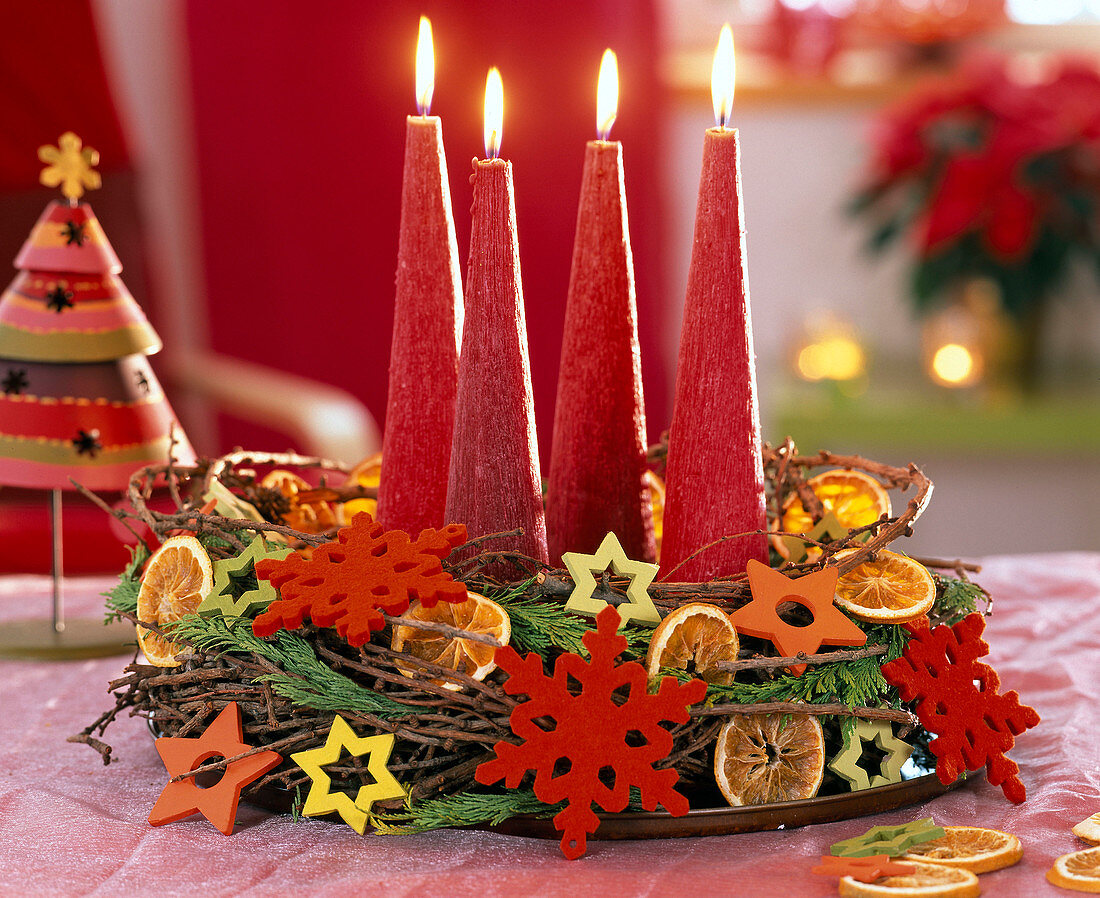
[252,512,468,646]
[881,613,1040,803]
[475,605,707,859]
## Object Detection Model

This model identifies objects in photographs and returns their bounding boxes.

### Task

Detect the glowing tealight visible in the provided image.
[930,343,979,387]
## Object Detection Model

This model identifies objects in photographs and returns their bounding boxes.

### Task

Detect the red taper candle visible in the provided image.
[445,68,548,564]
[378,18,463,535]
[547,50,654,564]
[661,26,768,581]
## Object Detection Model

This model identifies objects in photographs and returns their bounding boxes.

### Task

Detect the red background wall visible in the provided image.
[184,0,671,460]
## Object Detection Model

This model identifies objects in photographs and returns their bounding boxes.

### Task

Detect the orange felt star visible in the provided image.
[729,560,867,675]
[148,703,282,835]
[811,855,918,882]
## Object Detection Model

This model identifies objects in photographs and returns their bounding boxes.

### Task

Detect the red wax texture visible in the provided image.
[378,117,463,536]
[661,129,768,581]
[445,159,548,564]
[547,141,654,564]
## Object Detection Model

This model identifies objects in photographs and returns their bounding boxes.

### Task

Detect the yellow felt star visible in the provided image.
[827,719,913,792]
[291,716,405,834]
[38,132,101,200]
[562,531,660,628]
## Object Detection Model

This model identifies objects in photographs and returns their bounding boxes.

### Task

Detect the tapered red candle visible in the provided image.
[379,17,464,535]
[547,50,654,564]
[445,68,548,564]
[661,26,768,581]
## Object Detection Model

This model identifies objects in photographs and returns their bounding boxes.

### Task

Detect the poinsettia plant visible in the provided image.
[852,54,1100,320]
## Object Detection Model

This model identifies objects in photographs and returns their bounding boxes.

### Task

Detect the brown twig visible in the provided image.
[380,612,503,648]
[692,701,919,726]
[716,644,888,672]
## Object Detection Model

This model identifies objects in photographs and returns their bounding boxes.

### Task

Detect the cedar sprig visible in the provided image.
[102,543,150,622]
[687,621,910,710]
[490,581,651,659]
[932,573,986,625]
[169,614,419,719]
[370,788,559,834]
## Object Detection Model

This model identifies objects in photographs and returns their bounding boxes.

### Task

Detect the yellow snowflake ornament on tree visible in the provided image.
[38,132,101,200]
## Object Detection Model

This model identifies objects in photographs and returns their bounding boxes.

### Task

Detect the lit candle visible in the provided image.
[546,50,654,564]
[660,25,768,581]
[445,68,548,565]
[378,17,464,535]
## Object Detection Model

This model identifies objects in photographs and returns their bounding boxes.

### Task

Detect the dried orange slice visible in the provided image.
[391,591,510,691]
[645,603,738,686]
[136,535,213,667]
[774,470,892,561]
[342,452,382,524]
[833,549,936,624]
[643,470,665,560]
[1047,847,1100,893]
[1074,814,1100,845]
[839,861,980,897]
[261,469,338,534]
[900,826,1022,874]
[713,713,825,806]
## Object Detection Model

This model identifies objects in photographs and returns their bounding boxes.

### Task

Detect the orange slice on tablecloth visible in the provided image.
[1074,814,1100,845]
[341,452,382,524]
[839,860,980,897]
[391,591,510,690]
[713,713,824,806]
[645,603,738,686]
[136,535,213,667]
[773,469,892,561]
[900,825,1022,873]
[1047,847,1100,893]
[833,549,936,624]
[261,469,338,534]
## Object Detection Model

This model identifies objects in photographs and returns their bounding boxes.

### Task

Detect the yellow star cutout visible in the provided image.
[38,132,102,200]
[291,716,405,834]
[562,531,661,628]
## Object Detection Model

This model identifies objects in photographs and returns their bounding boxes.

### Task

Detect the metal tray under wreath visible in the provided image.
[215,734,964,841]
[490,768,965,842]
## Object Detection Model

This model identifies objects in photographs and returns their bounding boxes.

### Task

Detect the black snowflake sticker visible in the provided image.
[46,285,74,313]
[2,369,29,395]
[72,429,103,457]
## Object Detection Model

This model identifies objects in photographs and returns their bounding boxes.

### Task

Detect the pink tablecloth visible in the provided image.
[1,553,1097,897]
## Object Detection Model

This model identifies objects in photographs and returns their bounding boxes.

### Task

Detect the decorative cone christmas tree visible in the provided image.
[0,133,194,658]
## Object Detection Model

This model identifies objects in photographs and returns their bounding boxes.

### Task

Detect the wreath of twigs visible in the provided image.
[72,440,973,818]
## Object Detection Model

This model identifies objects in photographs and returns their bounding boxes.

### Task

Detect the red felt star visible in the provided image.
[475,605,706,859]
[812,855,918,882]
[253,513,468,646]
[881,613,1040,803]
[728,560,867,675]
[148,703,282,835]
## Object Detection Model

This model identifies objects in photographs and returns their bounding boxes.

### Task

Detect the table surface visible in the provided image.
[2,553,1098,898]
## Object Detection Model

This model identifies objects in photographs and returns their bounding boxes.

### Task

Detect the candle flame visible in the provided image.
[596,49,618,140]
[711,24,735,129]
[484,67,504,159]
[415,16,434,116]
